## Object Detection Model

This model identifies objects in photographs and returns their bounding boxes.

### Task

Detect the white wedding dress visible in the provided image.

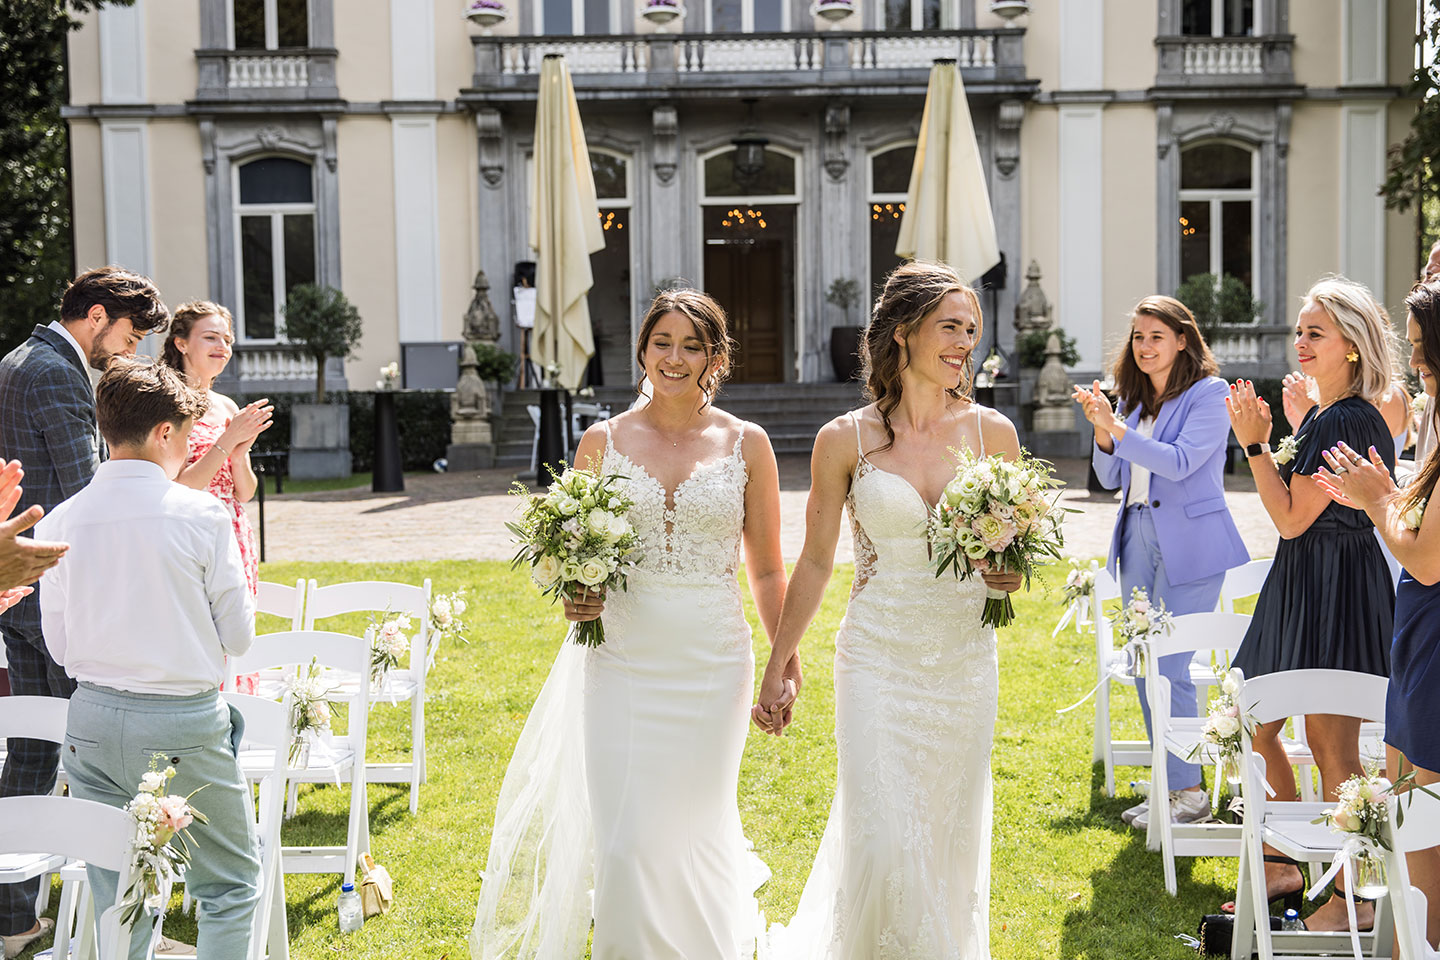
[769,410,999,960]
[470,420,767,960]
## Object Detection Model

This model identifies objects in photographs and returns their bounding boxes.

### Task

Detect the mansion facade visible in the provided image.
[63,0,1421,406]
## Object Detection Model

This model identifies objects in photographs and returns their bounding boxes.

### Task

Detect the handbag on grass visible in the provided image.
[359,853,393,917]
[1196,913,1280,956]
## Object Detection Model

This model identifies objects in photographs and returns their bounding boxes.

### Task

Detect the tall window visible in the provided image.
[235,157,317,340]
[869,144,914,298]
[883,0,943,30]
[1178,141,1257,296]
[231,0,308,48]
[707,0,785,32]
[588,149,632,384]
[1181,0,1255,36]
[538,0,613,34]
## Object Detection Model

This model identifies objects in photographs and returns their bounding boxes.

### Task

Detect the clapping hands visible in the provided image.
[1280,372,1319,430]
[219,399,275,456]
[0,459,67,595]
[1071,381,1118,433]
[1314,441,1394,511]
[1226,380,1273,447]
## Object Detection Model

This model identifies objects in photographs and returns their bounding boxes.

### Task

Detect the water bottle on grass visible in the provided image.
[1280,908,1303,931]
[338,882,364,933]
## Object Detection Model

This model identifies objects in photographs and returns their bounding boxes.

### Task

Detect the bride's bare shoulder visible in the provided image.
[972,402,1021,457]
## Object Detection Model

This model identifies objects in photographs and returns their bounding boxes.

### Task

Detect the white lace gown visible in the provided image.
[769,411,999,960]
[470,422,767,960]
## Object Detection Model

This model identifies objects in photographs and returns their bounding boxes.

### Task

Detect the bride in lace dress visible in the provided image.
[757,262,1023,959]
[469,289,800,960]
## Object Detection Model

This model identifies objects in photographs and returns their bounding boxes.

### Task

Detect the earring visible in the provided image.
[1346,350,1360,363]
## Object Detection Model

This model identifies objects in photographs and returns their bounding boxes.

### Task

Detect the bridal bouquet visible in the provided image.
[508,465,640,647]
[117,758,209,929]
[927,447,1066,628]
[1111,587,1174,679]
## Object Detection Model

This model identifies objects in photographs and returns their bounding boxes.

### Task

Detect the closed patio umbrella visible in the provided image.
[895,58,1001,282]
[530,54,605,392]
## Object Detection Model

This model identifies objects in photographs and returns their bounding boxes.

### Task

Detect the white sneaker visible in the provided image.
[1132,790,1211,829]
[1120,799,1148,825]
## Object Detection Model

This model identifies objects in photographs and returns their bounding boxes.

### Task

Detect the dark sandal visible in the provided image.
[1221,856,1305,915]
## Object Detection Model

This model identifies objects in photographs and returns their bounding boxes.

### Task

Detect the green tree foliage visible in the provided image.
[0,1,133,354]
[1017,328,1081,369]
[471,341,519,384]
[280,284,364,402]
[1380,0,1440,251]
[1174,273,1263,341]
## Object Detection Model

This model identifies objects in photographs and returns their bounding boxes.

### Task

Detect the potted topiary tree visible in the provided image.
[826,277,864,382]
[282,284,364,479]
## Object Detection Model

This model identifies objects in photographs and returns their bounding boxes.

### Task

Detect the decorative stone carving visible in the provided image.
[256,125,285,151]
[477,108,504,186]
[823,103,850,182]
[1013,259,1053,333]
[1209,111,1237,136]
[995,99,1024,178]
[451,353,493,441]
[1032,332,1074,432]
[463,270,502,343]
[652,105,678,184]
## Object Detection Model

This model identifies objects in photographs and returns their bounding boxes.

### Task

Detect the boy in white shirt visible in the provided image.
[37,357,260,960]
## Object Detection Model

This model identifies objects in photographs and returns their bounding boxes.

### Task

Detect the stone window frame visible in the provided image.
[231,156,317,341]
[1156,102,1290,327]
[201,118,342,331]
[198,0,333,50]
[866,140,916,299]
[1177,138,1261,302]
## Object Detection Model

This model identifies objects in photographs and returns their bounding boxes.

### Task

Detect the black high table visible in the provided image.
[373,390,404,493]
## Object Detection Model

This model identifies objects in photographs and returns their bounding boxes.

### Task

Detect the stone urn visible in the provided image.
[810,0,856,23]
[464,0,508,31]
[642,0,685,29]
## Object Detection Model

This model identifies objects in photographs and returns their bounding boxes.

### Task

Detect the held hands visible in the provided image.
[1071,381,1117,433]
[219,399,275,456]
[1280,372,1318,431]
[1226,380,1272,448]
[1314,442,1395,511]
[751,667,799,737]
[562,587,605,622]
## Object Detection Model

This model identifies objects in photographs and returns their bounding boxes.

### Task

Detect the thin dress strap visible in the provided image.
[974,404,985,457]
[851,411,868,463]
[601,418,615,461]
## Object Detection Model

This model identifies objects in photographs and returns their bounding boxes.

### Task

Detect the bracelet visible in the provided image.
[213,441,231,458]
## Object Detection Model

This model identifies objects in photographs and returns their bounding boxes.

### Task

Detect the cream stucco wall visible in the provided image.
[440,0,480,93]
[1385,98,1424,308]
[438,113,480,339]
[69,121,108,273]
[68,10,102,106]
[337,117,401,383]
[1099,104,1157,361]
[336,1,392,103]
[1018,103,1059,332]
[148,120,210,306]
[1293,0,1343,88]
[1104,1,1158,93]
[1285,101,1341,318]
[149,0,199,105]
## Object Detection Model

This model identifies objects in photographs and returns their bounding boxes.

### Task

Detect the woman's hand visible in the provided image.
[1315,442,1396,511]
[1226,380,1273,447]
[0,585,32,614]
[219,399,275,454]
[1071,381,1117,432]
[979,568,1024,594]
[562,587,605,622]
[751,664,798,735]
[1280,372,1318,431]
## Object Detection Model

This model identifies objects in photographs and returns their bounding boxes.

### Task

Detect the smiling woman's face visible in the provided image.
[1293,301,1353,388]
[899,291,979,391]
[1130,312,1185,389]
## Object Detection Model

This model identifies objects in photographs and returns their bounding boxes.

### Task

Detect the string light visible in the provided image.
[870,202,905,221]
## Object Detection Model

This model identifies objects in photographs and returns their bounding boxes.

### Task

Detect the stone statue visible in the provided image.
[1032,332,1073,432]
[1014,259,1053,333]
[463,270,502,344]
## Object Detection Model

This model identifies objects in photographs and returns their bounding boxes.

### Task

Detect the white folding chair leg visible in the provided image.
[37,871,52,917]
[1096,675,1116,797]
[53,874,79,960]
[409,693,423,815]
[74,880,97,960]
[1230,824,1262,960]
[285,780,299,819]
[266,869,290,960]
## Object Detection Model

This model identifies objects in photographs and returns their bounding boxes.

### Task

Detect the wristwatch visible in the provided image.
[1244,442,1271,458]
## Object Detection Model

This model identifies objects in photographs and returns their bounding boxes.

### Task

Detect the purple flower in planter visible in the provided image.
[645,0,682,8]
[466,0,505,12]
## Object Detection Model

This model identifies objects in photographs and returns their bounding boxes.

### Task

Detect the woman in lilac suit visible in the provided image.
[1072,295,1248,830]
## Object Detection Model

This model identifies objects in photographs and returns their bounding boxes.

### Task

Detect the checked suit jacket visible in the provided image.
[0,325,103,642]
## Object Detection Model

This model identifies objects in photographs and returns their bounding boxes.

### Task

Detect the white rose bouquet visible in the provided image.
[1187,666,1256,809]
[285,656,340,765]
[508,465,640,647]
[1054,557,1099,635]
[1273,433,1301,466]
[367,610,412,685]
[117,757,209,929]
[927,447,1067,628]
[427,590,469,666]
[1111,587,1174,678]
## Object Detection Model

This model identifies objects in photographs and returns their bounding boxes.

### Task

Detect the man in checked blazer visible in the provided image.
[0,266,168,955]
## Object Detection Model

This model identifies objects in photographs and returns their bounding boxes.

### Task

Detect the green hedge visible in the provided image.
[235,390,452,473]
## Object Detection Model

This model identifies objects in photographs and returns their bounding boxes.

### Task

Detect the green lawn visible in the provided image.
[139,559,1246,958]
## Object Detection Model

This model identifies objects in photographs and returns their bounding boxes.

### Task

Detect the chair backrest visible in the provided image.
[0,696,69,743]
[1090,567,1122,646]
[1145,611,1251,661]
[0,796,135,958]
[1239,669,1389,728]
[1383,786,1440,960]
[256,579,306,631]
[1390,784,1440,855]
[304,579,432,676]
[230,631,371,759]
[1218,558,1273,613]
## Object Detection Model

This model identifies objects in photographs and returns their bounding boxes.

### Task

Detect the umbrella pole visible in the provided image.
[536,389,566,487]
[563,390,575,462]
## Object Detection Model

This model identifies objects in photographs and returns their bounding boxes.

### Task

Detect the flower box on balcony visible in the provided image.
[642,0,685,28]
[464,0,508,30]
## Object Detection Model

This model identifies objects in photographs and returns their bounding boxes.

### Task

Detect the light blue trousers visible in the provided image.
[1117,504,1225,793]
[64,684,261,960]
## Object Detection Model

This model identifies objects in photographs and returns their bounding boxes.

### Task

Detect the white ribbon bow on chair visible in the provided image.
[1304,835,1371,960]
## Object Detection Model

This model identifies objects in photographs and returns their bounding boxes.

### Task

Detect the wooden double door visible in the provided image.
[702,204,795,384]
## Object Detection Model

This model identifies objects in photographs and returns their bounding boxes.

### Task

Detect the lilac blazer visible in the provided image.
[1093,375,1249,586]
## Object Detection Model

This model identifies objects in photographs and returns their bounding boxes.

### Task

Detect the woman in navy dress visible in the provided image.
[1315,278,1440,948]
[1226,277,1398,930]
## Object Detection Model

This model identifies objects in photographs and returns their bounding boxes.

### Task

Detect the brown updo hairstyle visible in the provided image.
[861,260,982,453]
[1110,295,1219,419]
[1400,279,1440,519]
[160,300,234,380]
[634,288,735,409]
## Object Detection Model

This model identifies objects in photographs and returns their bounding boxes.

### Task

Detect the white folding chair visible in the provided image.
[232,630,372,884]
[0,697,71,920]
[1141,611,1251,895]
[1231,669,1392,960]
[1217,558,1273,613]
[1091,568,1151,797]
[0,796,137,959]
[304,579,430,815]
[256,580,306,630]
[1383,783,1440,960]
[226,691,293,960]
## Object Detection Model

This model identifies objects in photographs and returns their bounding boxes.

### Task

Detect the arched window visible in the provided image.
[231,0,308,48]
[234,156,317,340]
[868,143,914,297]
[1178,141,1257,296]
[1181,0,1255,37]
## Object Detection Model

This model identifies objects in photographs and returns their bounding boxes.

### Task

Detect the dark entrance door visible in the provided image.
[702,204,794,383]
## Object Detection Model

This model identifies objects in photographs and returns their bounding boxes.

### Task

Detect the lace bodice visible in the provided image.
[846,408,985,596]
[603,422,748,586]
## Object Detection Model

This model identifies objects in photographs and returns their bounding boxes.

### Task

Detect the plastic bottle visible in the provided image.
[1280,908,1303,932]
[338,882,363,933]
[1129,780,1150,797]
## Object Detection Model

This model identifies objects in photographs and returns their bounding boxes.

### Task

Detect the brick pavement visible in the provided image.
[246,456,1279,566]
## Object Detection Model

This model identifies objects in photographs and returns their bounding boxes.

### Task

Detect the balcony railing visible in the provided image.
[1209,323,1293,378]
[467,29,1028,97]
[1154,35,1295,89]
[235,344,317,384]
[195,49,340,102]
